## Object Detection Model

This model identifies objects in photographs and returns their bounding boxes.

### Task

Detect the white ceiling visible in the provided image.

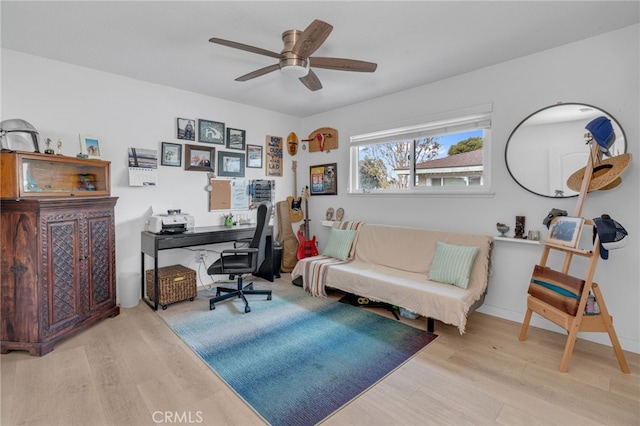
[2,1,639,118]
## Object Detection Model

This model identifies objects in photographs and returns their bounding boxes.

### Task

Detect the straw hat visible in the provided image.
[566,153,631,192]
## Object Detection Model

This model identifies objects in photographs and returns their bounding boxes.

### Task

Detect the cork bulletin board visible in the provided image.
[209,179,249,211]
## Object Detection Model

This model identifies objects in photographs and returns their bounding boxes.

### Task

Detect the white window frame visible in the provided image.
[348,104,493,196]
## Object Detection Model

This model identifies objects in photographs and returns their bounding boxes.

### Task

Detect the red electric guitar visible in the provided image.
[297,186,319,259]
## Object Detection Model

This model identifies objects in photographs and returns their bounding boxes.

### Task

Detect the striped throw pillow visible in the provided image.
[428,241,480,289]
[322,228,357,261]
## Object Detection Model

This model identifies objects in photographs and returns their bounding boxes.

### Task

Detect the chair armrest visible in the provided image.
[234,238,252,248]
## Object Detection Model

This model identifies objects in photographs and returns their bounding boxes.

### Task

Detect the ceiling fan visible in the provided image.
[209,19,377,91]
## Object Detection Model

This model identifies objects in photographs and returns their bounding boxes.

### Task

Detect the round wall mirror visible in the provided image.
[505,103,626,198]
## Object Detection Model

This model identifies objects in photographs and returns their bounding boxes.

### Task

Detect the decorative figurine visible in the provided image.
[44,138,55,155]
[514,216,526,239]
[56,138,63,155]
[326,207,334,221]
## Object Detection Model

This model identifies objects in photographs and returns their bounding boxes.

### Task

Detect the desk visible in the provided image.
[141,225,275,310]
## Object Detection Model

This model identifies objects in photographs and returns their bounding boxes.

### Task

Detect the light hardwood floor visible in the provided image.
[2,277,639,426]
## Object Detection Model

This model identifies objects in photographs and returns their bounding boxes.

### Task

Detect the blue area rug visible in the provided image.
[157,278,437,426]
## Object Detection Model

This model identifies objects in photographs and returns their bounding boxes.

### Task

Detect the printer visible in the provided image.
[146,209,194,234]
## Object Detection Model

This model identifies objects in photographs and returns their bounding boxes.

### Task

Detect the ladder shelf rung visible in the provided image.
[543,242,594,256]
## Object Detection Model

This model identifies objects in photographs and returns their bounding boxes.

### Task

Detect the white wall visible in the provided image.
[2,24,638,353]
[1,48,301,291]
[298,25,639,352]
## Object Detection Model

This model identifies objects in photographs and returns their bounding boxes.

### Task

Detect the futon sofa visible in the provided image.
[291,222,493,333]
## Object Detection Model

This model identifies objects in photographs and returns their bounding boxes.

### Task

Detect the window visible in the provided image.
[349,104,492,195]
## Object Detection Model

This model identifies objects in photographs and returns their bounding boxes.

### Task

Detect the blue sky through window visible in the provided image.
[433,129,483,159]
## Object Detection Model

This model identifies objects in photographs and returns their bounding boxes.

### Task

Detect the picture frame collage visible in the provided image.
[163,117,264,176]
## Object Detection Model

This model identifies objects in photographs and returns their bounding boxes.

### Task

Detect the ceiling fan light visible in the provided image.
[279,56,309,78]
[280,64,309,78]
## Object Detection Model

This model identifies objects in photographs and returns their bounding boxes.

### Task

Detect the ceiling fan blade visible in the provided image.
[310,57,378,72]
[209,37,280,59]
[299,69,322,91]
[235,64,280,81]
[292,19,333,58]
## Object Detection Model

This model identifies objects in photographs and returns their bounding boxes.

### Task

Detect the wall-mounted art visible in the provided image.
[198,119,225,144]
[161,142,182,167]
[185,144,214,171]
[303,127,338,152]
[226,128,246,150]
[310,163,337,195]
[246,144,263,168]
[177,118,195,141]
[265,135,283,177]
[218,151,245,177]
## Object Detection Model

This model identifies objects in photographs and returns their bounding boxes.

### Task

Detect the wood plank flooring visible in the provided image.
[2,277,638,425]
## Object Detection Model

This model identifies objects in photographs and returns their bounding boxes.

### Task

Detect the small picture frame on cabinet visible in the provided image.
[79,135,102,159]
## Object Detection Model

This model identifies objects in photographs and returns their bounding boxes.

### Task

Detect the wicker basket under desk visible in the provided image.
[146,264,197,309]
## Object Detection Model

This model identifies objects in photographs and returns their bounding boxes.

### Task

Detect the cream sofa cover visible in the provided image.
[291,223,493,333]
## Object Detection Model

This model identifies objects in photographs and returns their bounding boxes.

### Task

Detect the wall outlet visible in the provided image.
[197,251,207,263]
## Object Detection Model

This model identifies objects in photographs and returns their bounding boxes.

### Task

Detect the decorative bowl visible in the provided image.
[496,224,510,237]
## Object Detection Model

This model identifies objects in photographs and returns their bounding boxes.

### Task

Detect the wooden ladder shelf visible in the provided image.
[518,142,630,373]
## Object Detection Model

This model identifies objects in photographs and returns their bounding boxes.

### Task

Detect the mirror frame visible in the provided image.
[505,103,627,198]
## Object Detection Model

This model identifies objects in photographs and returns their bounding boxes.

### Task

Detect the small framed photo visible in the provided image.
[246,144,263,168]
[161,142,182,167]
[177,118,196,141]
[218,151,245,177]
[185,144,214,172]
[79,135,102,159]
[198,119,225,144]
[546,216,584,248]
[310,163,337,195]
[226,128,246,150]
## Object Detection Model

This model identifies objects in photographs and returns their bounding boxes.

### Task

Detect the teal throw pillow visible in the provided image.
[428,241,480,289]
[322,228,357,261]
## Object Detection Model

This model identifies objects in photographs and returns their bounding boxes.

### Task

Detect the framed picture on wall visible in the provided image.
[226,128,246,150]
[198,119,225,144]
[161,142,182,167]
[177,117,196,141]
[185,144,214,171]
[310,163,337,195]
[218,151,245,177]
[246,144,263,168]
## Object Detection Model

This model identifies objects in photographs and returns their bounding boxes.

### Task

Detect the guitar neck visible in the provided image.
[304,186,310,240]
[292,161,298,196]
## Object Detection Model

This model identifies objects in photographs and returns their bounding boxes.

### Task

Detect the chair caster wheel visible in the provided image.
[245,305,251,313]
[189,297,194,301]
[162,305,168,310]
[267,295,272,300]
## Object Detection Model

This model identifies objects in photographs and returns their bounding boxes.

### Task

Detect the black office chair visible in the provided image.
[207,201,273,312]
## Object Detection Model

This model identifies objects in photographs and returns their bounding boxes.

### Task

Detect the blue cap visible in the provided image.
[585,116,615,157]
[593,215,627,260]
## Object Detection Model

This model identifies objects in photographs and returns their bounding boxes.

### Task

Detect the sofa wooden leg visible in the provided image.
[426,317,435,333]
